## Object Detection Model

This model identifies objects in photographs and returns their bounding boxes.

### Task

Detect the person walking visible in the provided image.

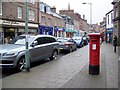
[113,35,117,53]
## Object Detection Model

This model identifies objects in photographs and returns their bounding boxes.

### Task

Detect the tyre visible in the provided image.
[49,50,58,60]
[69,47,72,53]
[17,56,26,71]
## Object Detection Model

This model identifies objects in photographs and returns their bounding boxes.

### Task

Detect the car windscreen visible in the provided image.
[14,36,35,45]
[73,37,82,42]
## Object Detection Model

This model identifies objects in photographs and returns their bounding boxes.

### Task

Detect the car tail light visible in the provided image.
[64,42,71,46]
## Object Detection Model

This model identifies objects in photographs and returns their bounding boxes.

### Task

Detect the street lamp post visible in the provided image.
[25,0,30,72]
[82,2,92,32]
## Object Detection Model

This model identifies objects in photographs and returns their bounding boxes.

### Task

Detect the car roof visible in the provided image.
[20,34,55,38]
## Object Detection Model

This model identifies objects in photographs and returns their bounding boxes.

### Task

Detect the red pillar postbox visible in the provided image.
[88,33,101,75]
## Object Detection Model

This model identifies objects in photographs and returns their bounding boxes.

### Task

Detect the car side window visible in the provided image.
[49,37,56,43]
[35,37,43,45]
[42,37,50,44]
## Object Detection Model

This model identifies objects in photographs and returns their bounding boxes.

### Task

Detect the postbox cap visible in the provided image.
[88,33,101,37]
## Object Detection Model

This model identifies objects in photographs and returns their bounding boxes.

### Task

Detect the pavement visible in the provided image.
[1,43,119,89]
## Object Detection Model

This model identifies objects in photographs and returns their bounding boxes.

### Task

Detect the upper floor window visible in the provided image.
[46,6,51,14]
[0,0,2,15]
[18,6,22,19]
[29,9,35,21]
[48,18,51,26]
[29,0,35,4]
[40,3,44,12]
[107,15,109,25]
[111,13,113,23]
[115,8,119,18]
[41,16,45,24]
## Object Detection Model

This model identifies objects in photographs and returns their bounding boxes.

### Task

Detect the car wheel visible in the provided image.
[17,57,26,71]
[75,46,77,51]
[49,50,58,60]
[69,47,72,53]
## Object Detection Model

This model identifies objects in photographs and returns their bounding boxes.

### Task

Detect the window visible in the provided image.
[46,6,51,14]
[107,15,109,25]
[0,0,2,15]
[40,3,44,12]
[111,13,113,23]
[36,37,43,45]
[41,16,45,24]
[18,6,22,19]
[29,9,35,21]
[29,0,35,4]
[48,18,51,26]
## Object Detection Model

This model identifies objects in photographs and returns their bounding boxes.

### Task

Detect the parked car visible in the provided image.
[57,37,77,53]
[0,34,59,71]
[72,36,84,48]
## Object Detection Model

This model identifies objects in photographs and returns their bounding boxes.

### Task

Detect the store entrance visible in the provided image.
[4,28,15,44]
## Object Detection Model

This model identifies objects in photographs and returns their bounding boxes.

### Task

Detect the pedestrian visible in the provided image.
[113,35,117,53]
[4,36,8,44]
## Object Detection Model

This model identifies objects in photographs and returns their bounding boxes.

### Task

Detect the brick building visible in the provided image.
[59,4,89,37]
[100,17,106,42]
[0,1,39,43]
[38,2,65,37]
[112,0,120,46]
[112,0,120,57]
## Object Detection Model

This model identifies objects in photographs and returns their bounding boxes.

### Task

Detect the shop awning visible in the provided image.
[65,29,77,33]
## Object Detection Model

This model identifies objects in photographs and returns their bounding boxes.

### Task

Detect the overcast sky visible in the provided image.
[43,0,113,24]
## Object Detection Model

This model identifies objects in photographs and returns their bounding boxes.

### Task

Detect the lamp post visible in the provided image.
[25,0,30,72]
[82,2,92,32]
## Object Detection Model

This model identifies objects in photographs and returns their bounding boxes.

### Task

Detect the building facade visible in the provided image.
[39,2,65,37]
[59,7,89,37]
[100,17,106,42]
[106,9,114,43]
[61,15,75,38]
[112,0,120,46]
[112,0,120,57]
[0,1,39,43]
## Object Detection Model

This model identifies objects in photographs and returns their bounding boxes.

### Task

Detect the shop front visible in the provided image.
[38,25,53,35]
[65,29,77,38]
[106,28,114,43]
[1,20,38,44]
[54,26,65,37]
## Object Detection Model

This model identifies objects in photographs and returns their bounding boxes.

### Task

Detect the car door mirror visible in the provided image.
[31,40,38,47]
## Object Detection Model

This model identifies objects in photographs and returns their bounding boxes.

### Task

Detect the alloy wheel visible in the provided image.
[17,57,26,71]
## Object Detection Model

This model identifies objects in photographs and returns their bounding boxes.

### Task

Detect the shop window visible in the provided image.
[18,6,22,19]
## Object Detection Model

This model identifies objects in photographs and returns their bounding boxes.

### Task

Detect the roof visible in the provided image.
[50,12,63,19]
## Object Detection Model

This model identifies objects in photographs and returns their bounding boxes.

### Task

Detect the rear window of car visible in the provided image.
[57,39,68,42]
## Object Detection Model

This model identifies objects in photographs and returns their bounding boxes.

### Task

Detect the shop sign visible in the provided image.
[1,20,38,28]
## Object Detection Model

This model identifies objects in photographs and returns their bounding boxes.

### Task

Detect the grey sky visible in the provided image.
[43,0,113,24]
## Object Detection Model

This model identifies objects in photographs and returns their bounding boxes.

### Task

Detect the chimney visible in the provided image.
[83,15,85,20]
[51,6,56,13]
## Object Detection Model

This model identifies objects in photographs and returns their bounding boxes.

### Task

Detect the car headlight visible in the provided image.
[4,51,19,56]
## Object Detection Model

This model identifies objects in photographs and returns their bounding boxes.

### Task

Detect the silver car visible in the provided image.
[0,34,59,71]
[57,37,77,53]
